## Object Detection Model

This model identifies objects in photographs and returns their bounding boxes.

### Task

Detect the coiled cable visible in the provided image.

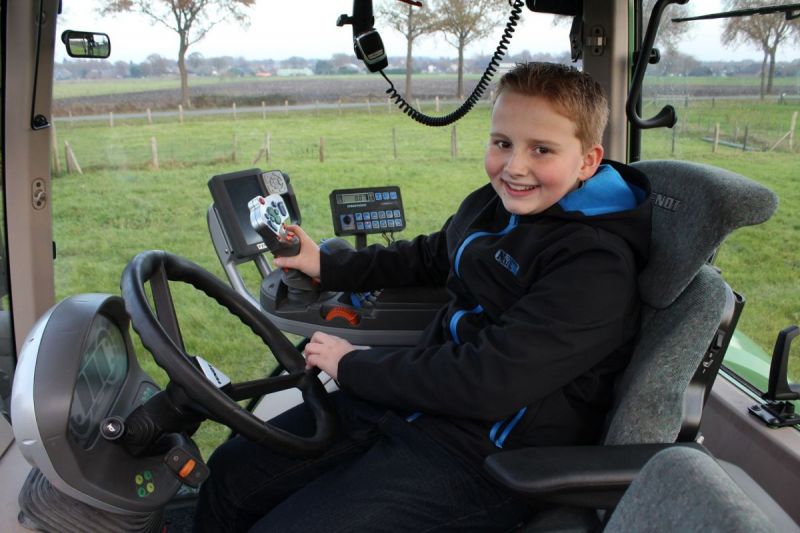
[381,0,524,127]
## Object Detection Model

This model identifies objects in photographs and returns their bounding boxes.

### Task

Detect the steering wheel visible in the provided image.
[120,250,336,457]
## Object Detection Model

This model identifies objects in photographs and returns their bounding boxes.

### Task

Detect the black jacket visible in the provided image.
[321,160,652,464]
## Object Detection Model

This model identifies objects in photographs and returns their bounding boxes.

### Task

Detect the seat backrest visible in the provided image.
[603,161,777,445]
[604,447,790,533]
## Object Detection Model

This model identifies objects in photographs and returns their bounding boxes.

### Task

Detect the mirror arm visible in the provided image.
[765,325,800,402]
[626,0,689,131]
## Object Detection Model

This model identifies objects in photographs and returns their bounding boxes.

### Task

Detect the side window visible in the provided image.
[639,5,799,393]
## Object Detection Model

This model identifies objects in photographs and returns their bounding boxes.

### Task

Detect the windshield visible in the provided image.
[48,0,798,450]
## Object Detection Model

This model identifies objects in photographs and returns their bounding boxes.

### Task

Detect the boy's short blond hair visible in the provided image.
[496,62,609,152]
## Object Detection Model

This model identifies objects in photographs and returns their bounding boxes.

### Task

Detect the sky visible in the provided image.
[55,1,794,65]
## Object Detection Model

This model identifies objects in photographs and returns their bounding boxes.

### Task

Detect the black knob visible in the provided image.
[100,416,126,441]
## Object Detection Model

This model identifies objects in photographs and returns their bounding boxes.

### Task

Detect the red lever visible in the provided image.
[324,307,360,326]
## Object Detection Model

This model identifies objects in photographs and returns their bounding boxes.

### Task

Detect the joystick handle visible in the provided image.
[249,194,317,295]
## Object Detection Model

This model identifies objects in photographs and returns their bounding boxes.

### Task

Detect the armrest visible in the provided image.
[483,443,706,509]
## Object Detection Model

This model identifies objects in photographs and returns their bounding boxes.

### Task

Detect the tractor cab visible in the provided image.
[0,0,798,531]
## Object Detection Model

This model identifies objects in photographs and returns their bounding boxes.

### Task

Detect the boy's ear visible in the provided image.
[578,144,604,182]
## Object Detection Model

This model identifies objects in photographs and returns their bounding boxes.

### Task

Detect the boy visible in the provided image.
[194,62,651,532]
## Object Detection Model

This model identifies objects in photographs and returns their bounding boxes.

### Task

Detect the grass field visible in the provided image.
[50,100,799,455]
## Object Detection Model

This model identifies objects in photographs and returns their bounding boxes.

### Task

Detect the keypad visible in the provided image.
[332,187,404,236]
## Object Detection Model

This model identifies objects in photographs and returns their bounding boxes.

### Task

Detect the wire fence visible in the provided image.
[49,95,799,175]
[50,100,492,175]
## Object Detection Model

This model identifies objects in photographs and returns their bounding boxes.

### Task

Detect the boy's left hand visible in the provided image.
[303,331,355,381]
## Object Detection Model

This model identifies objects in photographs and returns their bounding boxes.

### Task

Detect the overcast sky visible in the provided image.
[56,1,792,64]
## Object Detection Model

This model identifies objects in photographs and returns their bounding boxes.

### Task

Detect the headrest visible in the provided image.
[632,160,777,309]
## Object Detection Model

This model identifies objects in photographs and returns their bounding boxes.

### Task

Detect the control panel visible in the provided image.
[208,169,301,260]
[330,186,405,236]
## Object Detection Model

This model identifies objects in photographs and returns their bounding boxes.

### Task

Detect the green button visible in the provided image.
[137,487,147,498]
[144,470,153,481]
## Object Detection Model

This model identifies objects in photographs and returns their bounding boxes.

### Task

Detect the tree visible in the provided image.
[722,0,800,98]
[101,0,255,107]
[430,0,506,98]
[378,1,438,101]
[642,0,692,55]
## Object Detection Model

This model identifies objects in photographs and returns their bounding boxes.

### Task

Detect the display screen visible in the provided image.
[69,314,128,450]
[336,192,374,205]
[224,176,265,246]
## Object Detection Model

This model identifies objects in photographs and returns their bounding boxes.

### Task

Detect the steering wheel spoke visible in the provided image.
[121,250,336,457]
[149,261,186,353]
[225,372,308,402]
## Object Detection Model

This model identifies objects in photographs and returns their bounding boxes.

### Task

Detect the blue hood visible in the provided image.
[558,164,647,216]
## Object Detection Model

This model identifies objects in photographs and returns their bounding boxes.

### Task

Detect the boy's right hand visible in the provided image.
[273,224,321,281]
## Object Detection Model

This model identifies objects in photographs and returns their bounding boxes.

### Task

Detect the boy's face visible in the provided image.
[485,91,603,215]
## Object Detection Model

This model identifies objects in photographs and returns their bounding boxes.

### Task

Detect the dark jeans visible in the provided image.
[193,392,532,532]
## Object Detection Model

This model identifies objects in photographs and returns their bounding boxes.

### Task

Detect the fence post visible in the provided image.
[392,127,398,160]
[743,124,749,151]
[712,123,720,153]
[436,96,440,113]
[366,98,371,114]
[64,141,83,175]
[285,100,289,115]
[178,104,184,124]
[150,137,159,170]
[671,124,676,155]
[233,103,238,121]
[50,124,61,175]
[415,98,421,112]
[338,98,342,115]
[262,101,266,120]
[109,112,114,128]
[451,125,458,159]
[790,111,798,150]
[319,137,325,163]
[147,108,153,125]
[387,98,391,114]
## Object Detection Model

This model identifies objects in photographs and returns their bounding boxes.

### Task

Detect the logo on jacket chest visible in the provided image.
[494,249,519,276]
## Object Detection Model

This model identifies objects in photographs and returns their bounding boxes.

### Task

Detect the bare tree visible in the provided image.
[642,0,692,55]
[378,1,438,101]
[101,0,255,107]
[722,0,800,98]
[430,0,506,98]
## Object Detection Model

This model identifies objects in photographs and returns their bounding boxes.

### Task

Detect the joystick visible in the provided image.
[248,195,317,299]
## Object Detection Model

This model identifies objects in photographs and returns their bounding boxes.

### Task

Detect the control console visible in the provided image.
[207,169,447,345]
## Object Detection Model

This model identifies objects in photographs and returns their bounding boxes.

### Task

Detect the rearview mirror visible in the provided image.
[60,30,111,59]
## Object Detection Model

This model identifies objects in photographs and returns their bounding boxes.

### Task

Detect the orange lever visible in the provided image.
[324,307,360,326]
[178,459,196,479]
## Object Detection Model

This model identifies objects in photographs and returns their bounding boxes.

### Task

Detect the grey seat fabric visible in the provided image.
[604,447,782,533]
[518,161,777,531]
[605,160,777,445]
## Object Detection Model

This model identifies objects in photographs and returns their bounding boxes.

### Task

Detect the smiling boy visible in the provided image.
[195,63,652,532]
